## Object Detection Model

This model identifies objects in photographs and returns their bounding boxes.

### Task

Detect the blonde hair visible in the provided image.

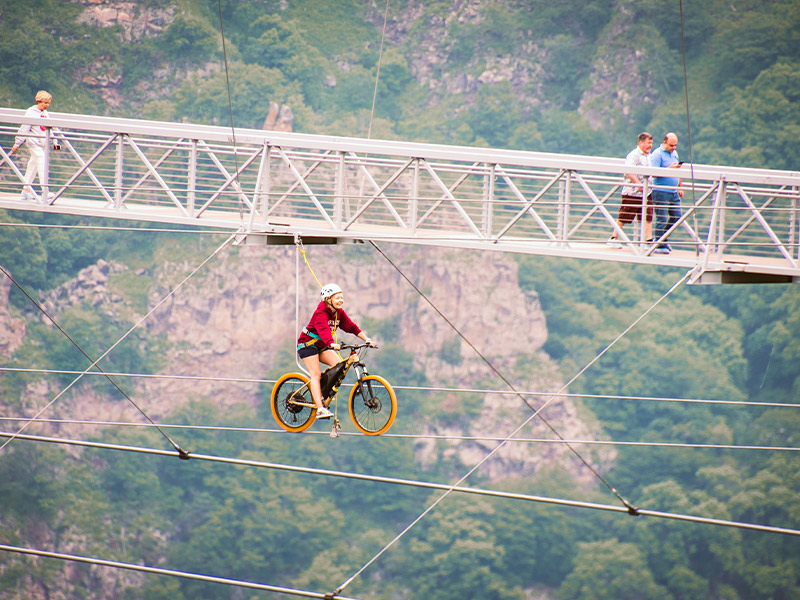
[35,90,52,103]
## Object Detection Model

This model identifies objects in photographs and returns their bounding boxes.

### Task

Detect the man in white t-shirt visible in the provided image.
[607,132,654,248]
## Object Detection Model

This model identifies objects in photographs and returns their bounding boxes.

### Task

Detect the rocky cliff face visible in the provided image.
[0,278,25,358]
[20,242,612,483]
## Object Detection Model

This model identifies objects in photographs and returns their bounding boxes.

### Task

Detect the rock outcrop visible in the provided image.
[0,278,25,358]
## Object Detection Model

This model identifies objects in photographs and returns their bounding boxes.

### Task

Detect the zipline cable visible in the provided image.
[0,543,363,600]
[3,429,799,538]
[332,244,692,596]
[3,366,798,408]
[3,417,797,452]
[0,232,237,456]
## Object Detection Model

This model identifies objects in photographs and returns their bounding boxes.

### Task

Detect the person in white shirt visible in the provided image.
[607,132,654,248]
[11,90,61,201]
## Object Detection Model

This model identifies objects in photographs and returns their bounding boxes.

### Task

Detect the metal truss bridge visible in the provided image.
[1,109,798,284]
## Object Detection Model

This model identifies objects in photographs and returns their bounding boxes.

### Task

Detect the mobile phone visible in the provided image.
[677,161,685,166]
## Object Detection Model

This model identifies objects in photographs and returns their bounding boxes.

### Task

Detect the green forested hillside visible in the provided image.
[1,1,799,599]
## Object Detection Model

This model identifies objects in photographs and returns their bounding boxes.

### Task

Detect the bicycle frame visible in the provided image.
[289,344,370,409]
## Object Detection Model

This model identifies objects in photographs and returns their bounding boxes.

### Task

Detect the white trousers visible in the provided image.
[22,144,47,193]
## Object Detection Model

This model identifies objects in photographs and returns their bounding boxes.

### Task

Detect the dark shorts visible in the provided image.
[297,344,323,358]
[618,194,653,224]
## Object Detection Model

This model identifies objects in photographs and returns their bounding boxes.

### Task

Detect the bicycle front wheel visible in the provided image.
[349,375,397,436]
[271,372,315,433]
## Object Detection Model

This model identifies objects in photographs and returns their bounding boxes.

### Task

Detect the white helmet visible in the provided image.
[320,283,342,300]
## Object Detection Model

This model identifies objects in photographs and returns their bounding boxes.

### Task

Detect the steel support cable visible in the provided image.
[2,417,798,452]
[371,241,691,509]
[366,0,391,140]
[0,232,237,455]
[678,0,699,258]
[0,543,363,600]
[332,248,692,596]
[4,367,798,409]
[2,430,799,538]
[215,0,247,228]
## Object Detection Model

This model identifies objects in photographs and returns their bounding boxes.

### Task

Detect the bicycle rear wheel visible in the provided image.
[271,372,316,433]
[349,374,397,436]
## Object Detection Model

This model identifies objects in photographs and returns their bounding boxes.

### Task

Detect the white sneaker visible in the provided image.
[316,407,334,419]
[20,191,35,201]
[606,237,622,249]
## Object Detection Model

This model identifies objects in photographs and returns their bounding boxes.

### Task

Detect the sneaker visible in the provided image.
[606,237,622,249]
[20,191,35,201]
[652,245,671,255]
[315,407,334,419]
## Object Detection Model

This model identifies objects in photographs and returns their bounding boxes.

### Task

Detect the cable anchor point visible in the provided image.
[176,446,191,460]
[623,499,640,516]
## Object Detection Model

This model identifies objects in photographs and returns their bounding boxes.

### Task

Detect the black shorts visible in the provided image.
[297,344,323,359]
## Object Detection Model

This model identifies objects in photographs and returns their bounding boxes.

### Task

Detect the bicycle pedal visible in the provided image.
[330,420,341,438]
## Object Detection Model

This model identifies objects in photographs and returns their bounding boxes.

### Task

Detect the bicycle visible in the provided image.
[270,342,397,436]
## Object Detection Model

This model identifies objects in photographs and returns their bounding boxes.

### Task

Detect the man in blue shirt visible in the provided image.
[650,132,683,254]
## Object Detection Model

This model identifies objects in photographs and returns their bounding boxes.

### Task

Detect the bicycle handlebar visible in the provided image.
[337,341,378,351]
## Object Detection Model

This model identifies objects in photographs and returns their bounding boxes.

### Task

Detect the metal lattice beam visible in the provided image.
[1,108,799,283]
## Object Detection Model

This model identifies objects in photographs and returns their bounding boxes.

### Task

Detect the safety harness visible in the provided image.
[297,313,338,350]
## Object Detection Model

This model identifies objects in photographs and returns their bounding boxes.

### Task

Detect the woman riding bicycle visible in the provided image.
[297,283,375,419]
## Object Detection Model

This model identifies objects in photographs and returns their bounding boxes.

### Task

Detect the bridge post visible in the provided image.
[792,188,799,261]
[335,150,345,229]
[43,128,52,201]
[483,163,495,237]
[409,158,419,234]
[558,172,572,247]
[256,142,270,221]
[188,140,197,217]
[114,135,124,209]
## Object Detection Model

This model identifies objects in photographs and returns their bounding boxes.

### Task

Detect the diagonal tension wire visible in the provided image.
[334,242,693,597]
[0,232,238,456]
[370,241,690,509]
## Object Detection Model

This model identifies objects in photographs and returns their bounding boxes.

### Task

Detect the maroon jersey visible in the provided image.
[297,301,362,349]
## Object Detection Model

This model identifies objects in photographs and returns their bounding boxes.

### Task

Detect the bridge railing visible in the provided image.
[1,109,798,274]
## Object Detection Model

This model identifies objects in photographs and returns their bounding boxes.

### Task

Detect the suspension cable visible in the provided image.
[2,366,797,409]
[216,0,245,226]
[371,241,675,508]
[3,430,798,538]
[0,543,363,600]
[678,0,699,257]
[0,232,237,456]
[2,417,796,452]
[331,244,692,596]
[367,0,391,140]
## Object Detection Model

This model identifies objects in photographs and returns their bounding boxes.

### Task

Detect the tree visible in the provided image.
[558,539,669,600]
